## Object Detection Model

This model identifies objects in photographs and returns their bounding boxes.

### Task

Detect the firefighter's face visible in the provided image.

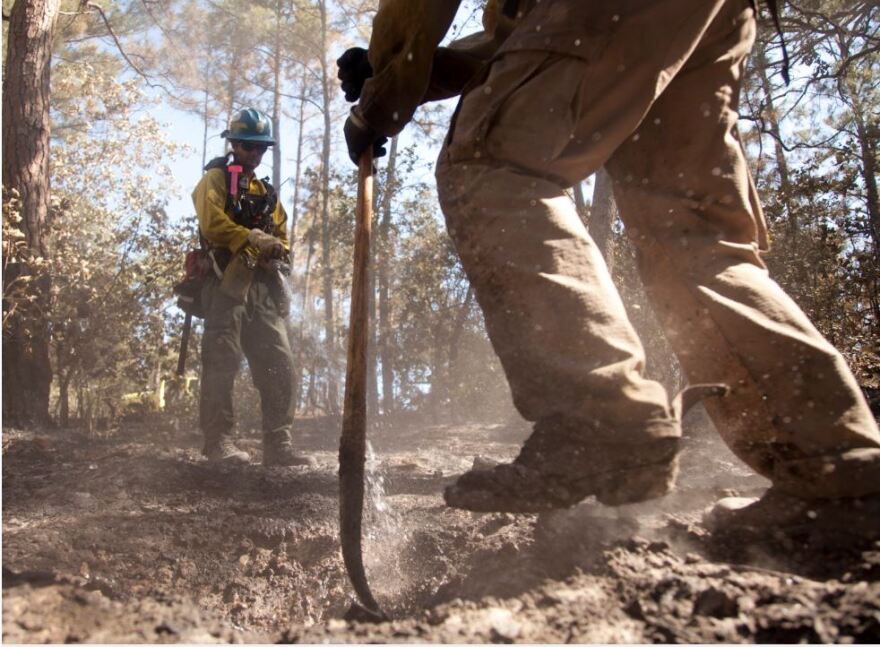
[230,140,269,172]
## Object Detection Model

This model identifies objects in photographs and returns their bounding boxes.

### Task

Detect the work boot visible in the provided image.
[262,434,316,467]
[204,439,250,464]
[444,383,727,513]
[444,426,680,513]
[704,488,880,542]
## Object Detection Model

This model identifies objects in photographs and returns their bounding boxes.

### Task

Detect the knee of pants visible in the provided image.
[201,329,243,373]
[437,153,576,244]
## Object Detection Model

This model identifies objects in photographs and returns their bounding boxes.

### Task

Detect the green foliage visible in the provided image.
[46,59,191,426]
[738,0,880,385]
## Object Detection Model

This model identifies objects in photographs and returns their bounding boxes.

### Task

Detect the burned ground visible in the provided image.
[3,410,880,643]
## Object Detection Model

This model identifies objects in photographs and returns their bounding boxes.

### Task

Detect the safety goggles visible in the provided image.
[238,141,270,153]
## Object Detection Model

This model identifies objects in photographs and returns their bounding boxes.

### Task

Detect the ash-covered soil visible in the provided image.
[4,408,880,643]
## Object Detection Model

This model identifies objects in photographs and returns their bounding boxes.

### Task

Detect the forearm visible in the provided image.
[422,41,500,104]
[357,0,462,136]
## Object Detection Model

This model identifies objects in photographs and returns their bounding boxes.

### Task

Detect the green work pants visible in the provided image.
[199,271,294,447]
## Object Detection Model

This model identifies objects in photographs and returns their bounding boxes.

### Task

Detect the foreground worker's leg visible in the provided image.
[241,275,313,468]
[604,2,880,499]
[436,53,692,512]
[436,0,879,510]
[200,279,250,464]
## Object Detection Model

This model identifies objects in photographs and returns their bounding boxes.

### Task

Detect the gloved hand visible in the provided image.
[247,229,286,259]
[344,109,388,166]
[336,47,372,102]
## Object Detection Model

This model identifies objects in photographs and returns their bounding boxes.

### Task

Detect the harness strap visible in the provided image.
[202,155,278,231]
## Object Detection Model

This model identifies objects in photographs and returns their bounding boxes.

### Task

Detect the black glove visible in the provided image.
[336,47,373,102]
[344,110,388,165]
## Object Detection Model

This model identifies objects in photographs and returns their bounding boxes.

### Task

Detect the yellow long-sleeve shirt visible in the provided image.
[191,167,290,254]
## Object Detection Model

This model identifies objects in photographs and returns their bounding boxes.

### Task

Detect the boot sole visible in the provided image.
[444,457,678,513]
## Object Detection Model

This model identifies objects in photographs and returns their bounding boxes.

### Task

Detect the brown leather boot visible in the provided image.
[262,433,316,467]
[444,431,680,512]
[444,383,727,513]
[204,439,250,464]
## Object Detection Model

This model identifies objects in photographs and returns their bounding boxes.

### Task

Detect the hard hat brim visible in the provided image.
[221,129,276,145]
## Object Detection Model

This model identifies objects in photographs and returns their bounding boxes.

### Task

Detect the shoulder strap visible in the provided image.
[258,176,278,216]
[203,155,235,212]
[203,155,231,172]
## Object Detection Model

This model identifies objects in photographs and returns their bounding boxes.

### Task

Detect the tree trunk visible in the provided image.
[290,65,309,268]
[295,220,317,412]
[290,68,309,412]
[755,41,797,234]
[447,287,473,376]
[270,0,283,190]
[378,136,399,414]
[59,372,71,428]
[843,81,880,251]
[201,86,210,169]
[366,182,380,417]
[317,0,338,413]
[2,0,61,429]
[589,168,616,264]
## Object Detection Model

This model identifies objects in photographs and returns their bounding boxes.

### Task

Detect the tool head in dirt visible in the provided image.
[343,601,389,624]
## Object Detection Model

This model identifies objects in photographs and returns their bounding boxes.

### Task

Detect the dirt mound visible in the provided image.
[4,413,880,643]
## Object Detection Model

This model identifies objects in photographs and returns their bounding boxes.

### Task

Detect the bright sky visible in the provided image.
[156,4,486,226]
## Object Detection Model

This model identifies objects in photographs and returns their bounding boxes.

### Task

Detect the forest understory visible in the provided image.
[4,407,880,643]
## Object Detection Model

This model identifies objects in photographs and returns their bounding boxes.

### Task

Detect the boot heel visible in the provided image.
[595,456,679,506]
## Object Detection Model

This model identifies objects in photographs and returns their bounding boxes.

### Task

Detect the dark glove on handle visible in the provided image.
[337,47,373,102]
[344,111,388,166]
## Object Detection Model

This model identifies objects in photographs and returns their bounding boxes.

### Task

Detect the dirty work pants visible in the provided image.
[200,272,294,448]
[436,0,880,498]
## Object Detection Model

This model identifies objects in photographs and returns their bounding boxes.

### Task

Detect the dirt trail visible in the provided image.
[4,411,880,643]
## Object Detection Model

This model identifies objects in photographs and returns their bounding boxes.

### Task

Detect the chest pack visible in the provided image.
[173,156,280,319]
[203,155,279,233]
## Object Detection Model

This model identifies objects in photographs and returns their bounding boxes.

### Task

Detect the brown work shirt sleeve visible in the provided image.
[357,0,463,137]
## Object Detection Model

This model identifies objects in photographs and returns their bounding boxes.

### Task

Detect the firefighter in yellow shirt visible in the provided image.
[192,108,311,467]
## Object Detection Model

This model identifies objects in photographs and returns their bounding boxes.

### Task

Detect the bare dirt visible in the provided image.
[4,408,880,643]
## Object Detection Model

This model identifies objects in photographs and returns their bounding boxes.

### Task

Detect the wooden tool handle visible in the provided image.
[339,149,385,619]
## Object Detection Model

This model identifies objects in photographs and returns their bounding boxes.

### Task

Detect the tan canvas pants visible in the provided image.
[436,0,880,498]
